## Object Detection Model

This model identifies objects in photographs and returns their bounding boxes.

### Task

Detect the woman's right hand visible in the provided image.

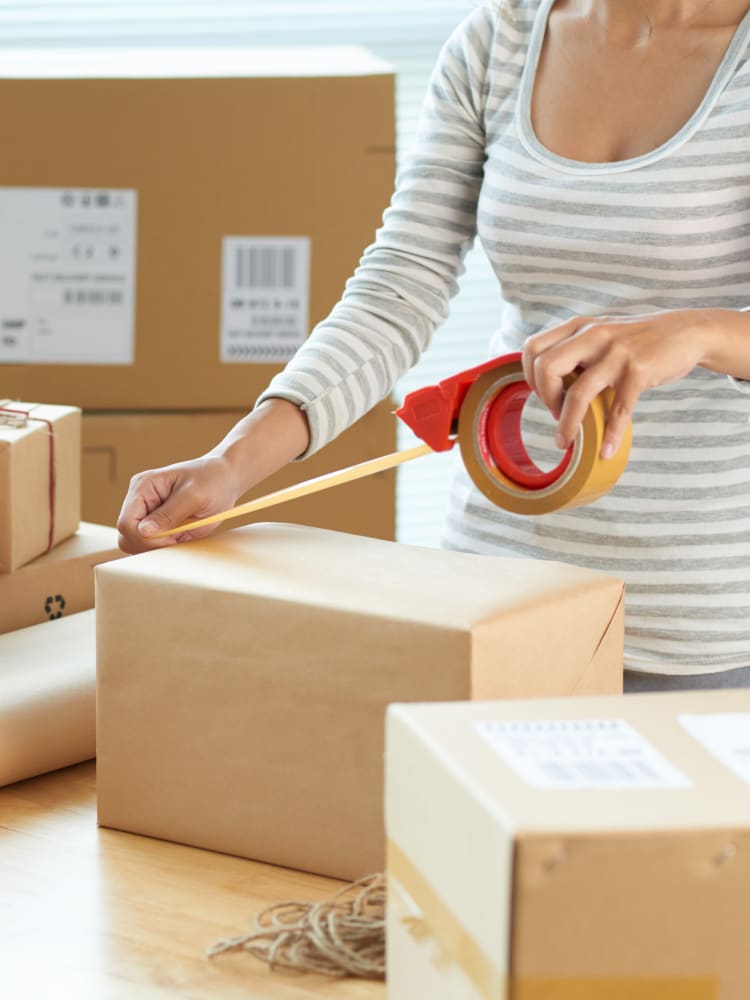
[116,397,312,555]
[116,453,243,554]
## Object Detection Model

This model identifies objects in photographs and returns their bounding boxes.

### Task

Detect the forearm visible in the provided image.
[699,308,750,381]
[257,12,490,457]
[206,397,311,497]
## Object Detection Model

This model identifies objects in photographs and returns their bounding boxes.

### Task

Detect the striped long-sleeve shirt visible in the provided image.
[258,0,750,675]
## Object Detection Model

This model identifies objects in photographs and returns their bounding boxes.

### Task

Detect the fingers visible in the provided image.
[117,466,217,554]
[528,321,603,420]
[132,495,207,546]
[600,393,636,460]
[556,365,639,459]
[523,315,644,460]
[555,366,612,448]
[522,315,594,398]
[117,470,171,554]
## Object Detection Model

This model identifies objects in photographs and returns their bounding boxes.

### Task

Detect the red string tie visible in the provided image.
[0,404,57,554]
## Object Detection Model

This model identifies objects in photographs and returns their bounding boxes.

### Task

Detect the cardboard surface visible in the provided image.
[0,609,96,786]
[81,404,396,539]
[0,401,81,572]
[0,522,121,636]
[0,47,395,409]
[385,691,750,1000]
[95,523,624,881]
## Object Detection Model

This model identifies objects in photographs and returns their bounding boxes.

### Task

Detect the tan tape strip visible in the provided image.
[387,839,717,1000]
[459,360,631,515]
[513,978,718,1000]
[388,839,501,1000]
[155,442,433,538]
[158,363,630,537]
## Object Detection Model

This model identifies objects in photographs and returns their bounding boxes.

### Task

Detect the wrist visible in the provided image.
[208,397,311,496]
[698,308,750,378]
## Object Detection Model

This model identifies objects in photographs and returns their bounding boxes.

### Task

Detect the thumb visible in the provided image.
[138,492,203,539]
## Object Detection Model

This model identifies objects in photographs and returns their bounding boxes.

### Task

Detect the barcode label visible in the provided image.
[679,713,750,785]
[475,718,691,790]
[63,288,124,306]
[234,245,297,289]
[220,236,310,364]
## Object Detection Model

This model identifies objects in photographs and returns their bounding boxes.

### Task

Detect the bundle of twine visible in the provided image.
[207,872,387,980]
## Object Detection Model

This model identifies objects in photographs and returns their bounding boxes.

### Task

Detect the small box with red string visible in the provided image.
[0,401,81,573]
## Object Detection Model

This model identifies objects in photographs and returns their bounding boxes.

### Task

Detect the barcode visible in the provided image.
[482,720,622,733]
[235,246,296,289]
[63,289,123,306]
[224,344,297,361]
[475,718,691,790]
[539,759,661,785]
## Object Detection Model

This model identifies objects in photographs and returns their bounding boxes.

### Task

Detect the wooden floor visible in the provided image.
[0,761,386,1000]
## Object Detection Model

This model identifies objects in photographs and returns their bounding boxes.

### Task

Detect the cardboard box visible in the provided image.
[95,523,624,880]
[0,401,80,572]
[0,47,395,410]
[0,609,96,786]
[82,404,396,539]
[0,522,121,636]
[385,690,750,1000]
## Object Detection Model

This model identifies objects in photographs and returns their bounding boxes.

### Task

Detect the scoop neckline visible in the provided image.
[516,0,750,175]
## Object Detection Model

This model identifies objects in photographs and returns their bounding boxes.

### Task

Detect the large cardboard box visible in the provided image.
[386,690,750,1000]
[0,522,121,635]
[0,401,80,572]
[82,404,396,539]
[0,47,394,410]
[95,523,624,881]
[0,610,96,786]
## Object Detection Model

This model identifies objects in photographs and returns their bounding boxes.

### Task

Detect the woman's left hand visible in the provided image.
[521,308,719,459]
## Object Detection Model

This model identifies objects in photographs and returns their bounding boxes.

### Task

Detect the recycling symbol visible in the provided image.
[44,594,66,620]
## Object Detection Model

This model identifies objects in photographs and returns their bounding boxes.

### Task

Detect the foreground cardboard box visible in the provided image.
[0,522,121,635]
[386,690,750,1000]
[81,404,395,539]
[96,523,624,880]
[0,610,96,786]
[0,401,80,572]
[0,47,394,409]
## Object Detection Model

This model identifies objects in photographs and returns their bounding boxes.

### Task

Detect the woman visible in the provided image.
[118,0,750,692]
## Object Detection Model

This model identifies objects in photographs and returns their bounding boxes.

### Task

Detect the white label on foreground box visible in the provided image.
[0,188,136,365]
[679,712,750,785]
[220,236,310,363]
[475,718,692,790]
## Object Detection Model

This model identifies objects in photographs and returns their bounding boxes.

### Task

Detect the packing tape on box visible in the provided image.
[0,610,96,786]
[156,362,630,537]
[387,840,717,1000]
[154,442,433,538]
[388,839,499,999]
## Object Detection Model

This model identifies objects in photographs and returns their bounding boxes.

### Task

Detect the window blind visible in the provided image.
[0,0,502,547]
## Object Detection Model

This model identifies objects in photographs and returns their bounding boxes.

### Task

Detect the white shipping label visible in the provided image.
[475,718,692,790]
[220,236,310,364]
[0,188,136,365]
[679,713,750,785]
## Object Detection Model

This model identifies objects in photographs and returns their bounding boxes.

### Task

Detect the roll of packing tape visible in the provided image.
[458,357,631,515]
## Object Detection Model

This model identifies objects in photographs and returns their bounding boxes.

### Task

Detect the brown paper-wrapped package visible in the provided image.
[0,401,81,572]
[0,610,95,786]
[95,523,624,881]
